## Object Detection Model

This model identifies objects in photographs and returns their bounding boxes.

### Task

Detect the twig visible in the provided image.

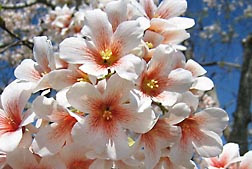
[0,17,33,50]
[200,61,241,69]
[0,0,55,10]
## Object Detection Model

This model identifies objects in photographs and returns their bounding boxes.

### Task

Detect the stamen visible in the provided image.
[146,42,154,49]
[102,110,113,121]
[147,79,159,89]
[100,49,113,61]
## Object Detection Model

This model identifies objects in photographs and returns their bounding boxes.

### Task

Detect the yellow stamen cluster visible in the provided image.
[102,110,113,121]
[147,79,159,89]
[41,71,48,76]
[146,42,154,49]
[100,49,113,61]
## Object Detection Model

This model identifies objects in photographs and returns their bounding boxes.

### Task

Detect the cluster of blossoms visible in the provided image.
[0,0,250,168]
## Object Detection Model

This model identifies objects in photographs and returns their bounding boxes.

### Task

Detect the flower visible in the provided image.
[68,74,156,160]
[60,9,144,81]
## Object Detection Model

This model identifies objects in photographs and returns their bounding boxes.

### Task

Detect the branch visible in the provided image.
[0,16,33,50]
[200,61,241,69]
[0,1,37,9]
[0,0,55,10]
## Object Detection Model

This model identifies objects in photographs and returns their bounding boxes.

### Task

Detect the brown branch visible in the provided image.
[0,16,33,50]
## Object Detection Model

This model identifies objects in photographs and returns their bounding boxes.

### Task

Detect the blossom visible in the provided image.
[136,45,193,106]
[14,36,56,92]
[31,96,80,156]
[0,81,34,152]
[60,9,144,81]
[170,108,229,165]
[6,148,65,169]
[68,74,156,160]
[203,143,240,169]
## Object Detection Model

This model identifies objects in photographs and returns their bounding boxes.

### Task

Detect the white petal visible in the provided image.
[192,130,223,158]
[167,68,193,92]
[7,148,38,169]
[0,129,22,152]
[195,108,229,135]
[191,76,214,91]
[104,74,133,103]
[153,91,179,106]
[85,9,113,50]
[59,37,95,64]
[105,0,127,31]
[162,29,190,44]
[185,59,207,77]
[47,69,75,90]
[1,80,31,121]
[67,82,102,113]
[156,0,187,19]
[177,91,199,112]
[79,60,108,78]
[112,20,144,56]
[33,36,53,72]
[165,103,190,124]
[32,95,54,121]
[122,107,156,133]
[14,59,42,82]
[240,151,252,169]
[115,54,144,81]
[40,155,66,169]
[56,88,71,107]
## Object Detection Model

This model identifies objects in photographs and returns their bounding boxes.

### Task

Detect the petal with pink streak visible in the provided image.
[14,59,42,82]
[140,0,157,19]
[59,143,93,169]
[6,148,38,169]
[90,159,113,169]
[47,69,76,90]
[39,155,66,169]
[85,9,113,51]
[79,60,109,78]
[1,80,31,125]
[195,108,229,136]
[192,130,223,158]
[115,54,144,81]
[67,82,103,113]
[140,120,181,169]
[104,74,133,103]
[156,0,187,19]
[112,20,144,56]
[32,117,76,156]
[143,30,164,48]
[105,0,128,32]
[0,128,22,152]
[59,37,96,64]
[162,29,190,44]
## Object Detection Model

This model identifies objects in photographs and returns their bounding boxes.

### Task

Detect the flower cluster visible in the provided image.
[0,0,241,169]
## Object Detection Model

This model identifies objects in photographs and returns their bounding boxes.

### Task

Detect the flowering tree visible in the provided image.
[0,0,251,168]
